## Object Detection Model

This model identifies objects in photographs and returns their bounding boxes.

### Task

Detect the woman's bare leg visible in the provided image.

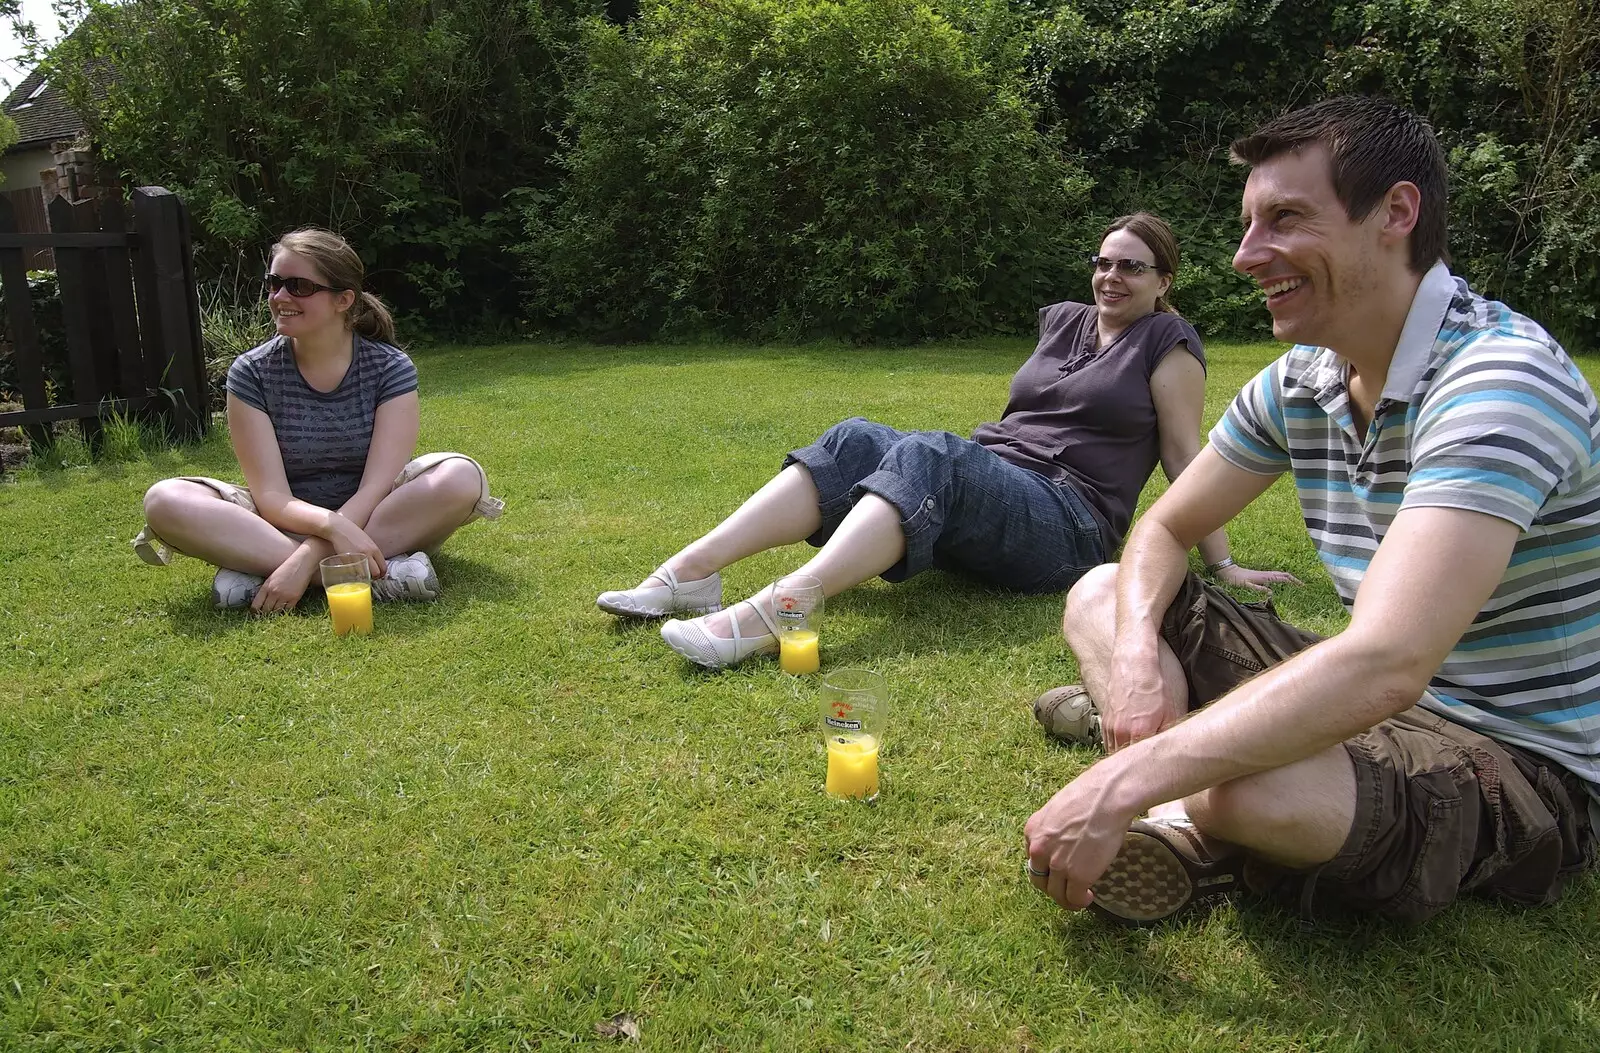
[706,493,906,638]
[646,464,825,584]
[364,458,482,557]
[142,479,299,576]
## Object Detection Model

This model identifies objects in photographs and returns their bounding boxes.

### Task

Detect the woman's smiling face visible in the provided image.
[1092,228,1170,328]
[268,249,354,340]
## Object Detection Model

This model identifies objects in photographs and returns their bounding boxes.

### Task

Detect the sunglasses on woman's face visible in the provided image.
[264,273,344,298]
[1089,255,1162,277]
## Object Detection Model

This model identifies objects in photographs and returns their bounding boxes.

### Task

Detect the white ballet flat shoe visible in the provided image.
[597,566,723,619]
[659,598,779,670]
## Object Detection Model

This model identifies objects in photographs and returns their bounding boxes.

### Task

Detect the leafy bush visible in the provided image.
[34,0,1600,346]
[1324,0,1600,345]
[524,0,1091,341]
[1027,0,1600,346]
[199,288,271,405]
[1024,0,1335,338]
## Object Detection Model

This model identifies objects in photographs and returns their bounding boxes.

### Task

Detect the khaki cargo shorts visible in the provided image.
[1161,571,1597,924]
[131,452,504,566]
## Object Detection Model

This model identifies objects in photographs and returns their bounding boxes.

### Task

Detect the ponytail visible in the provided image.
[350,290,397,345]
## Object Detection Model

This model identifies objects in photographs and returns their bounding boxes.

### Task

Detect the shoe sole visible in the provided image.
[1090,829,1240,927]
[597,597,723,619]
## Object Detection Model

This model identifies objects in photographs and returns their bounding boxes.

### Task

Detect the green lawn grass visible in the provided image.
[2,338,1597,1051]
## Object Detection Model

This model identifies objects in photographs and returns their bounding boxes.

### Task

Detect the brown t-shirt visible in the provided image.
[970,302,1204,553]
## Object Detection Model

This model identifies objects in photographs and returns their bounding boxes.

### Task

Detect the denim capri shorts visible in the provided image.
[783,417,1105,595]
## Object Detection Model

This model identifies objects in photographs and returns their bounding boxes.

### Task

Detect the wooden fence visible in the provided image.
[0,187,51,269]
[0,186,207,448]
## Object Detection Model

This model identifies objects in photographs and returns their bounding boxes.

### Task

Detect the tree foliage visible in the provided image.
[31,0,1600,345]
[46,0,598,331]
[1025,0,1600,345]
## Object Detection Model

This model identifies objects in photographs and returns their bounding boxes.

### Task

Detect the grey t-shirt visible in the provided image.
[225,334,419,509]
[971,302,1203,553]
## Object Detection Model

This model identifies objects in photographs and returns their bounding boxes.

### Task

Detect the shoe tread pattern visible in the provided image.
[1092,831,1197,924]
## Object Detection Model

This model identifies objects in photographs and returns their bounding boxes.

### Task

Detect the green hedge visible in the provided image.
[520,0,1089,341]
[1029,0,1600,347]
[49,0,597,333]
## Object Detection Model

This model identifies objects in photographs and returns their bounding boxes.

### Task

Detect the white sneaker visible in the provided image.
[597,566,722,619]
[372,552,440,602]
[660,598,779,670]
[212,568,265,610]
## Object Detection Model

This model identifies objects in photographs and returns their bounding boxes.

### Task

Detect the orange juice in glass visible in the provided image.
[320,553,373,636]
[773,573,824,674]
[821,668,888,801]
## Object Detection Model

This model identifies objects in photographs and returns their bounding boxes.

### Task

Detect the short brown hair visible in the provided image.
[1104,212,1180,313]
[1230,96,1448,274]
[270,227,398,344]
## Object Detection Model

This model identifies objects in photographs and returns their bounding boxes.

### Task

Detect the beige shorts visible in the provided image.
[131,451,504,566]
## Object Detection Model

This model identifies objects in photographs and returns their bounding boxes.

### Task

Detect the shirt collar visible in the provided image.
[1380,260,1455,403]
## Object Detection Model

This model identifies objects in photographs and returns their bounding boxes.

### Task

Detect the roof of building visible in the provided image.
[1,66,88,150]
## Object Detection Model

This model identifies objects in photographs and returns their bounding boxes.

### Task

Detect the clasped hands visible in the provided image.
[251,512,387,615]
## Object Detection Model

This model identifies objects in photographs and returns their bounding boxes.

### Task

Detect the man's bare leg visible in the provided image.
[1061,563,1189,749]
[1062,562,1356,866]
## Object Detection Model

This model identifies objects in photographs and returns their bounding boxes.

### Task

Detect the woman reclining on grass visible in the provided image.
[597,212,1294,669]
[133,227,503,613]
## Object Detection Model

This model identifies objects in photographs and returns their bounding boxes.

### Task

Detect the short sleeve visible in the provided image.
[1147,315,1205,376]
[225,348,269,412]
[373,345,419,405]
[1208,359,1291,476]
[1404,337,1595,529]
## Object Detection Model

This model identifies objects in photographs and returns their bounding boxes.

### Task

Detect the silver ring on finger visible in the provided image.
[1026,862,1049,878]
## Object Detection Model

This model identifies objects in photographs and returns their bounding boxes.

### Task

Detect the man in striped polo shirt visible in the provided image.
[1023,96,1598,926]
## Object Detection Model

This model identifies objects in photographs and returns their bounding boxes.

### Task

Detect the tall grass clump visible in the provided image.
[200,287,269,401]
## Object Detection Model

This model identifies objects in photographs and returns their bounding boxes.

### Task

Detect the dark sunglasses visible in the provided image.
[1089,255,1165,277]
[264,273,345,298]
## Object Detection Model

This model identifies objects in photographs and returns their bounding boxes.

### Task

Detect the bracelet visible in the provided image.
[1207,557,1236,575]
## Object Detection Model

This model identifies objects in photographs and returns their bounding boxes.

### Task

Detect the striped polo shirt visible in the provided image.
[1212,262,1600,816]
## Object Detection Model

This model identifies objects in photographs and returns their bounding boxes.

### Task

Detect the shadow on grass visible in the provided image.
[431,551,520,604]
[163,591,284,640]
[823,571,1064,658]
[161,553,519,638]
[1048,880,1600,1045]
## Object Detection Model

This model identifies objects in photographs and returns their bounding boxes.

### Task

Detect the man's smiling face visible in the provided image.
[1233,144,1388,349]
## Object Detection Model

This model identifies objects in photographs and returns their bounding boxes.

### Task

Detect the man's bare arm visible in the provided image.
[1098,447,1279,748]
[1028,504,1520,909]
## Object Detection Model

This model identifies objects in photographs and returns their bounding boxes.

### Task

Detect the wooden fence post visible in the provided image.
[49,194,105,447]
[130,187,208,438]
[0,193,51,448]
[98,194,145,404]
[0,185,203,448]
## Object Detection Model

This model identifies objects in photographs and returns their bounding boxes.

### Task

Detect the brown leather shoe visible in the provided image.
[1031,685,1102,747]
[1089,817,1246,926]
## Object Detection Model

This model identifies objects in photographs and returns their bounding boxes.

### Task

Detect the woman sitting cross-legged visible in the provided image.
[134,227,504,613]
[597,212,1295,668]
